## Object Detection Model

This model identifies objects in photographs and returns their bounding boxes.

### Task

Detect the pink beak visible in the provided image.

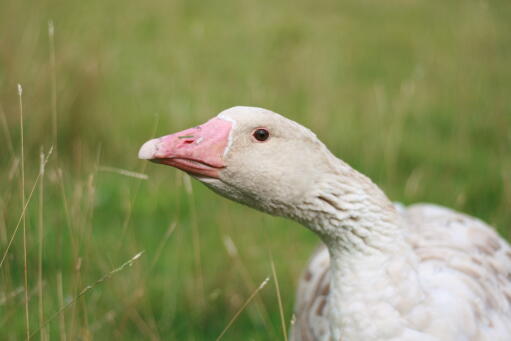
[138,117,232,178]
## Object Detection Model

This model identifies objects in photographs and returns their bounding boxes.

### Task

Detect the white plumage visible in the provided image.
[140,106,511,341]
[292,204,511,341]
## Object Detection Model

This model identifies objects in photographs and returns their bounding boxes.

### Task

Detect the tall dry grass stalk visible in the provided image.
[148,222,176,271]
[222,235,274,336]
[98,166,149,180]
[215,276,270,341]
[57,168,77,255]
[38,149,47,341]
[48,20,57,147]
[18,83,30,340]
[57,272,67,341]
[183,173,205,309]
[0,104,14,157]
[0,148,52,268]
[32,251,145,339]
[115,114,158,256]
[270,256,288,341]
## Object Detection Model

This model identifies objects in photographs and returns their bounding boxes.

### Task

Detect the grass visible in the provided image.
[0,0,510,339]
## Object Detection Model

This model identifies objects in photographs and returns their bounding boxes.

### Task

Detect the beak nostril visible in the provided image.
[177,135,196,144]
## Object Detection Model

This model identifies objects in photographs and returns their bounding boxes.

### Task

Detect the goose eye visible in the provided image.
[253,128,270,142]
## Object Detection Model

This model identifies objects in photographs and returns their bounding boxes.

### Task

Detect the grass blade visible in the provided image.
[18,83,31,340]
[270,257,288,341]
[31,251,145,339]
[0,148,53,268]
[215,276,270,341]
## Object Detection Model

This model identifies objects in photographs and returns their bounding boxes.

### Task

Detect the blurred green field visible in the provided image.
[1,0,510,339]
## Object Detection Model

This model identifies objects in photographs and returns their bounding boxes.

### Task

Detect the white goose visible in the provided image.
[139,106,511,341]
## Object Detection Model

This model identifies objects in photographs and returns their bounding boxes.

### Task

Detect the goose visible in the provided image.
[138,106,511,341]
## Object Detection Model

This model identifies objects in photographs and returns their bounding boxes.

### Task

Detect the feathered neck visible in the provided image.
[294,152,406,256]
[292,154,423,339]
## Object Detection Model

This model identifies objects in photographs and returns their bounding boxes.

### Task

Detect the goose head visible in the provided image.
[139,106,338,223]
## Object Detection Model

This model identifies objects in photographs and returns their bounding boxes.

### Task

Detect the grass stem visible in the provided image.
[31,251,145,339]
[184,174,205,309]
[18,83,30,340]
[48,20,57,147]
[57,272,66,341]
[38,149,46,341]
[0,104,14,157]
[215,277,270,341]
[270,257,288,341]
[0,148,53,268]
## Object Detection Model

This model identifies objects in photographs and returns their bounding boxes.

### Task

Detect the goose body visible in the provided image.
[293,204,511,341]
[139,106,511,340]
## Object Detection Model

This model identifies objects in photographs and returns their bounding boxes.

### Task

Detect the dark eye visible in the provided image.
[253,128,270,142]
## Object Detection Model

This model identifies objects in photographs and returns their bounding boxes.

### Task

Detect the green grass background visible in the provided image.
[1,0,510,339]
